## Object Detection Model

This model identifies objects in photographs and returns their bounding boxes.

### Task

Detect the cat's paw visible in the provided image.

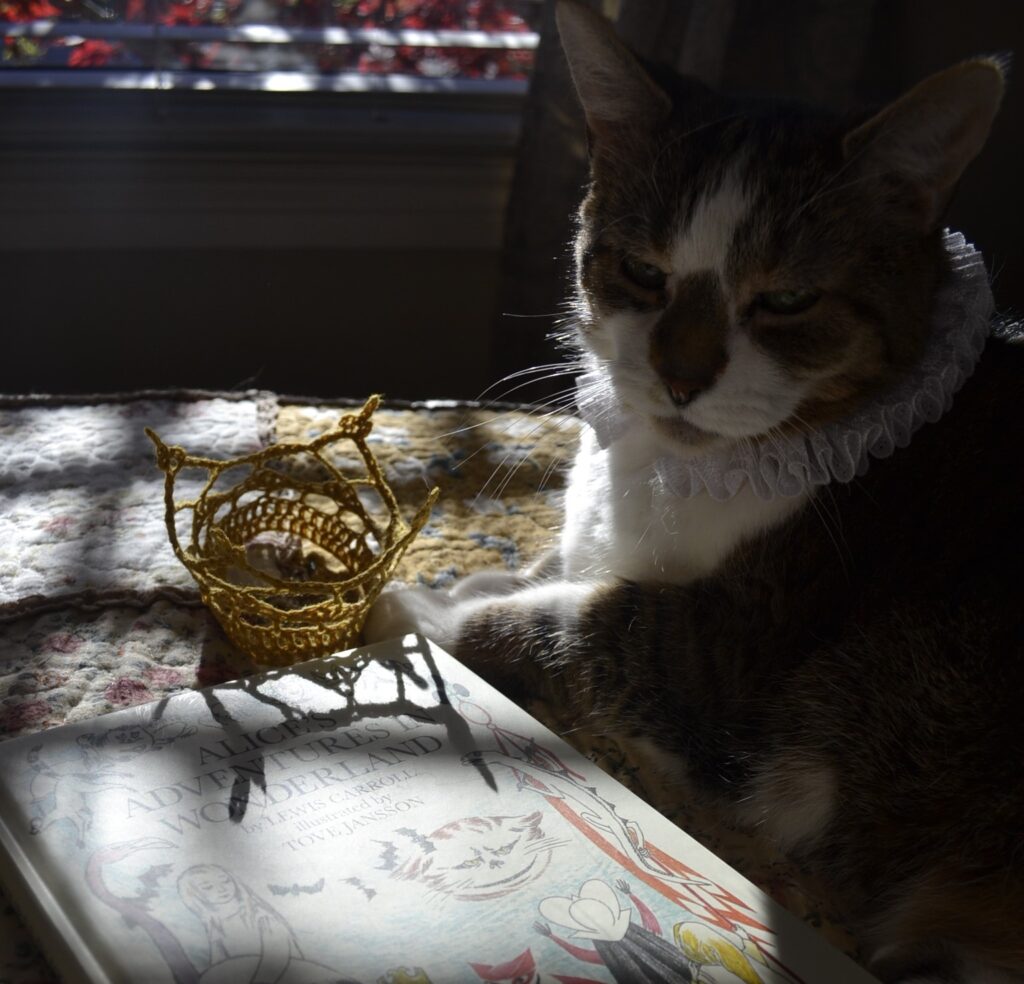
[363,585,461,649]
[365,569,533,649]
[448,569,525,601]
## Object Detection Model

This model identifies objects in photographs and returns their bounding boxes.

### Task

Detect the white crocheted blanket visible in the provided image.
[0,394,277,618]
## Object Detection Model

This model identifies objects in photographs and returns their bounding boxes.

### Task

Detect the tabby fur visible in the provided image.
[366,4,1024,981]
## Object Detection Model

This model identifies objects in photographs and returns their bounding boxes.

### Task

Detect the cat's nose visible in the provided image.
[664,376,708,407]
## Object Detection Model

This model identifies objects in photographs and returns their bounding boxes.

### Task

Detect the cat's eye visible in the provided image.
[621,255,668,291]
[756,288,820,315]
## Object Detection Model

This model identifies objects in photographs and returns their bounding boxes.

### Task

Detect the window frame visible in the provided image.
[0,83,527,251]
[0,6,540,251]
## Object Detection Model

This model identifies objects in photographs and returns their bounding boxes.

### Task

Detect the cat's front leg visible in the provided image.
[363,578,603,704]
[363,583,463,650]
[364,569,531,650]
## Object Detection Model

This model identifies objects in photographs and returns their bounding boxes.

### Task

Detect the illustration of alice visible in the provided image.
[177,864,352,984]
[87,839,437,984]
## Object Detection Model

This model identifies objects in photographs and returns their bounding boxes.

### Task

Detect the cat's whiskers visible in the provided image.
[633,515,656,555]
[489,443,547,502]
[499,310,567,319]
[436,399,568,445]
[537,449,565,495]
[485,367,586,406]
[448,393,579,511]
[439,370,581,444]
[440,364,585,448]
[473,361,585,404]
[472,393,580,507]
[466,393,579,468]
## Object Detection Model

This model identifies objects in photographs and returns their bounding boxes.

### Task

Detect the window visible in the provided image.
[0,0,541,92]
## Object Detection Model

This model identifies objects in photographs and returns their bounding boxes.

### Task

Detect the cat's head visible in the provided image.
[558,0,1004,450]
[389,811,556,902]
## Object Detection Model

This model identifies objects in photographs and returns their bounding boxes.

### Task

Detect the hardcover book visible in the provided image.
[0,635,876,984]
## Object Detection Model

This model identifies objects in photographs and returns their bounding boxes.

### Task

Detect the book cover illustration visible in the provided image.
[0,636,876,984]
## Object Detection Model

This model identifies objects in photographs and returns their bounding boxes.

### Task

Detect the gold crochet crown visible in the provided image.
[146,396,437,666]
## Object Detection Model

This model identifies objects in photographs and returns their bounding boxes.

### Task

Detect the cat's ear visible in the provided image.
[843,57,1006,229]
[555,0,671,140]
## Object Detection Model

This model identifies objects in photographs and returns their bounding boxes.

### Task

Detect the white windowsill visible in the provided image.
[0,70,530,94]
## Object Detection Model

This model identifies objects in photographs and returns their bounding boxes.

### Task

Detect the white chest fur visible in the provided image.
[560,424,808,583]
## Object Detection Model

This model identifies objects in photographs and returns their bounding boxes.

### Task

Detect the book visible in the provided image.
[0,634,877,984]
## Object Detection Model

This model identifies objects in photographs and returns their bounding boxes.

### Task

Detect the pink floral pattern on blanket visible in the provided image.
[0,397,270,614]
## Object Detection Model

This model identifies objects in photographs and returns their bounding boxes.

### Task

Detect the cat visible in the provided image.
[366,2,1024,981]
[382,811,559,902]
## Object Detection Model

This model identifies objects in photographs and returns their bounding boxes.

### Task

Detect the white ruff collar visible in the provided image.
[576,230,993,502]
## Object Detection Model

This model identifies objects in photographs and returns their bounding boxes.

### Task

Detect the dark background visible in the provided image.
[1,0,1021,402]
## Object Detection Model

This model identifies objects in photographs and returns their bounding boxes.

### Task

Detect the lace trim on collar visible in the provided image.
[576,230,993,502]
